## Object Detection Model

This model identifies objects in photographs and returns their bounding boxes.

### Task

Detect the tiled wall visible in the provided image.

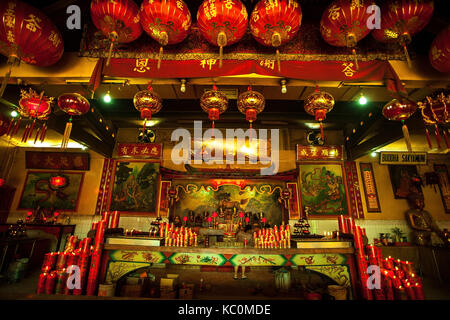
[7,211,450,244]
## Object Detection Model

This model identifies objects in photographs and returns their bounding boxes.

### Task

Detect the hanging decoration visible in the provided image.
[197,0,248,68]
[49,174,69,190]
[237,86,265,129]
[0,0,64,97]
[200,85,228,135]
[140,0,192,69]
[90,0,142,66]
[429,26,450,73]
[250,0,302,72]
[304,87,335,140]
[0,113,10,137]
[382,98,418,152]
[57,93,91,149]
[133,83,163,134]
[372,0,434,68]
[10,89,53,144]
[320,0,375,71]
[417,93,449,149]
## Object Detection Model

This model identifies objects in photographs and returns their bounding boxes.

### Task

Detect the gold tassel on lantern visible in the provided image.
[61,119,72,149]
[106,32,118,67]
[351,48,359,71]
[157,32,169,70]
[217,32,227,68]
[401,120,412,152]
[272,32,282,72]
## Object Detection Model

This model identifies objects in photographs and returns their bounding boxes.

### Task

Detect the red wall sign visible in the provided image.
[25,151,90,170]
[117,143,162,158]
[296,145,344,161]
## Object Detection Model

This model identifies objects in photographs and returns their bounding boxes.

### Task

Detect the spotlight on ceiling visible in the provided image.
[281,79,287,94]
[358,92,368,105]
[371,151,377,157]
[103,91,112,103]
[180,79,186,93]
[11,110,18,118]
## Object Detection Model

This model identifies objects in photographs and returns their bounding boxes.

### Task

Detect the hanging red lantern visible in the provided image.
[90,0,142,66]
[372,0,434,68]
[250,0,302,71]
[49,174,68,190]
[304,88,335,140]
[133,84,162,133]
[0,0,64,97]
[200,85,228,133]
[197,0,248,67]
[57,93,91,149]
[429,26,450,73]
[237,86,265,129]
[16,89,53,144]
[320,0,375,71]
[140,0,192,69]
[417,93,449,149]
[382,98,418,151]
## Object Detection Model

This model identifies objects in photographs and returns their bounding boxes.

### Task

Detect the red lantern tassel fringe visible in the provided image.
[443,129,449,149]
[351,48,359,71]
[435,125,442,149]
[425,128,433,149]
[40,123,47,142]
[34,127,41,144]
[402,122,412,152]
[27,119,36,142]
[21,124,30,143]
[5,119,14,136]
[12,118,21,137]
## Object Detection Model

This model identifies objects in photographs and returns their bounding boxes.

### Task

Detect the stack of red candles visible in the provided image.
[162,223,198,247]
[253,225,291,249]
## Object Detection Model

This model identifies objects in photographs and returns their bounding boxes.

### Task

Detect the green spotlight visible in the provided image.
[103,91,112,103]
[359,94,368,105]
[11,110,18,118]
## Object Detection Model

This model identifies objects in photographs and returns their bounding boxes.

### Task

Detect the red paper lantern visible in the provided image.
[237,86,265,129]
[0,0,64,97]
[200,85,228,131]
[90,0,142,66]
[372,0,434,67]
[197,0,248,67]
[49,174,68,190]
[417,93,449,149]
[382,98,418,151]
[16,88,53,144]
[250,0,302,71]
[304,88,335,140]
[133,84,162,133]
[429,26,450,73]
[57,93,91,148]
[320,0,375,70]
[140,0,191,69]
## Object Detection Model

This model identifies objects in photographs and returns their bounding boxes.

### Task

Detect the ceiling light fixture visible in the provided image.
[358,92,367,105]
[180,79,186,93]
[281,79,287,94]
[103,90,112,103]
[11,110,18,118]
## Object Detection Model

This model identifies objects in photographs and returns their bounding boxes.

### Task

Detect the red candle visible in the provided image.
[413,282,425,300]
[91,222,98,231]
[394,286,408,300]
[45,271,56,295]
[110,211,120,229]
[346,217,355,234]
[56,252,68,270]
[404,282,416,300]
[338,215,348,233]
[403,261,414,275]
[85,249,102,296]
[102,211,111,228]
[94,220,106,250]
[41,252,58,272]
[354,226,364,254]
[361,228,367,237]
[36,272,47,294]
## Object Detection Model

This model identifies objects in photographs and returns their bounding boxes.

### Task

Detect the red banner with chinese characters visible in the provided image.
[25,151,89,170]
[296,145,344,161]
[117,143,162,158]
[286,182,300,220]
[360,162,381,213]
[345,161,364,218]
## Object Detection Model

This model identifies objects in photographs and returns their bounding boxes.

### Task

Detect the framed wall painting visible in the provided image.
[108,160,161,215]
[18,171,84,211]
[388,165,422,199]
[286,182,300,219]
[297,163,350,218]
[434,164,450,213]
[359,163,381,212]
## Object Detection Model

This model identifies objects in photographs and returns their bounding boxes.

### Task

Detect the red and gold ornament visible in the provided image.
[429,26,450,74]
[320,0,375,71]
[200,85,228,134]
[49,174,69,190]
[197,0,248,67]
[417,93,449,149]
[57,93,90,149]
[237,86,265,129]
[382,97,418,151]
[90,0,142,66]
[0,0,64,97]
[250,0,302,71]
[133,83,163,133]
[372,0,434,68]
[304,87,335,140]
[140,0,191,69]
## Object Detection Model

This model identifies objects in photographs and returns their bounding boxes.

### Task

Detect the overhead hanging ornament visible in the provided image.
[372,0,434,68]
[0,0,64,97]
[200,85,228,135]
[250,0,302,72]
[237,86,265,129]
[429,26,450,74]
[197,0,248,68]
[304,87,335,140]
[90,0,142,66]
[382,97,418,152]
[57,93,91,149]
[320,0,375,71]
[133,83,162,134]
[140,0,192,69]
[417,92,449,149]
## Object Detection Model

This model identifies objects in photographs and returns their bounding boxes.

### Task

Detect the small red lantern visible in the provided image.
[372,0,434,68]
[0,178,5,187]
[320,0,375,70]
[239,212,244,218]
[261,217,267,223]
[16,88,53,144]
[133,84,162,133]
[212,211,218,218]
[382,98,418,151]
[49,174,68,190]
[250,0,302,71]
[197,0,248,67]
[304,87,335,140]
[57,93,90,148]
[237,86,265,129]
[200,85,228,133]
[90,0,142,66]
[429,26,450,73]
[0,0,64,97]
[140,0,191,69]
[245,216,250,223]
[417,93,449,149]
